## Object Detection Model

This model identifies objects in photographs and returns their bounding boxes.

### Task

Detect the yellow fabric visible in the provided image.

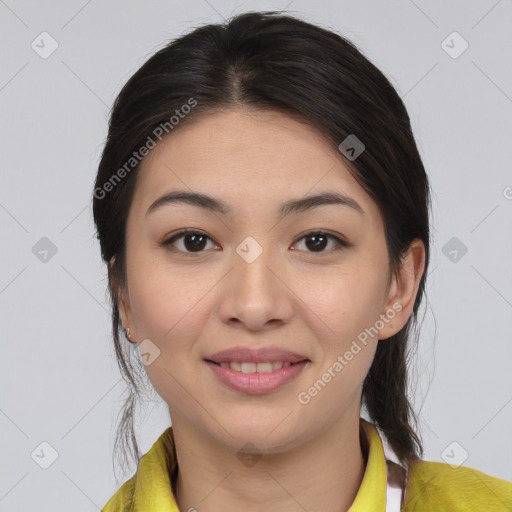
[102,418,512,511]
[349,419,387,512]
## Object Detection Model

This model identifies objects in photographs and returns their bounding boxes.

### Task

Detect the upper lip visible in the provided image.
[205,346,310,364]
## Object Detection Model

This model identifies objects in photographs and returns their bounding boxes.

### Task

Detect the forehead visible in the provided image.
[130,108,379,222]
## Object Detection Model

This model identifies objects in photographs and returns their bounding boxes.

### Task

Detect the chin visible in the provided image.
[207,415,305,455]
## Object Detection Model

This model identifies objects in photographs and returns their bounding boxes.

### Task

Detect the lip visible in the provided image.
[205,346,309,364]
[204,346,310,395]
[205,359,309,395]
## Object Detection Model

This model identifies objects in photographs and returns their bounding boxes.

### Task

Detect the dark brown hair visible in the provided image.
[93,10,430,479]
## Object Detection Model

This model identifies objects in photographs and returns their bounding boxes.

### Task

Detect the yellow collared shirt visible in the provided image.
[102,419,512,511]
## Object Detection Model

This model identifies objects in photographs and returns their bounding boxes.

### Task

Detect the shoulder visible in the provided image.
[403,459,512,511]
[100,427,175,511]
[101,475,136,512]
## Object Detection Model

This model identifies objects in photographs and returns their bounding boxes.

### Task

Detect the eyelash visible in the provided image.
[160,229,350,256]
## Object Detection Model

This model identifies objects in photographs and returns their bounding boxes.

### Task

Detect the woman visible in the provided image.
[94,11,512,511]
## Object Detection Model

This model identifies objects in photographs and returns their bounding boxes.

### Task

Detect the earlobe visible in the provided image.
[108,256,135,341]
[124,327,134,343]
[378,239,426,340]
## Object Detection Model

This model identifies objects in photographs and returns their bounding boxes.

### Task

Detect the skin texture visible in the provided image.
[113,107,425,512]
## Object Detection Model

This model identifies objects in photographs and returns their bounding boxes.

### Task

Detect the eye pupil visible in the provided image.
[185,234,206,251]
[306,234,327,252]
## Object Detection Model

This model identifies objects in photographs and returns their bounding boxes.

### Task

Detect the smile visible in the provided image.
[212,361,296,373]
[205,359,309,394]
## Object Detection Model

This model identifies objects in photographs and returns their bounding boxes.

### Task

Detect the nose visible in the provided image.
[216,237,294,332]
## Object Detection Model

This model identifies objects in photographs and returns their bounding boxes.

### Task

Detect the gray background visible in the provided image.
[1,0,511,510]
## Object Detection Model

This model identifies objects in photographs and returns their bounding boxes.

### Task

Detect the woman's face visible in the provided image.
[115,107,414,453]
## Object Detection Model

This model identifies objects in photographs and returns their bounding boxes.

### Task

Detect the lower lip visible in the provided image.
[205,361,308,395]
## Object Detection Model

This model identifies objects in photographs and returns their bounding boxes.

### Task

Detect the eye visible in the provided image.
[292,231,349,254]
[161,229,218,255]
[161,229,350,256]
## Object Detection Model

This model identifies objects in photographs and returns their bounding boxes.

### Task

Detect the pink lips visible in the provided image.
[205,346,309,364]
[204,346,310,395]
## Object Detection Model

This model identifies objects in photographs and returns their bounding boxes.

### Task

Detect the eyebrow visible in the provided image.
[145,190,365,218]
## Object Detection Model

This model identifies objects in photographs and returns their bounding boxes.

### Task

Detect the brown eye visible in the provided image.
[162,230,217,254]
[293,231,349,253]
[161,229,349,256]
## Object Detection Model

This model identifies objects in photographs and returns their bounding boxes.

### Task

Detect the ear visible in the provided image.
[108,256,136,341]
[377,239,426,340]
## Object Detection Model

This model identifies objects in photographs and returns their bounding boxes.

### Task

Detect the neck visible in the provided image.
[171,414,368,512]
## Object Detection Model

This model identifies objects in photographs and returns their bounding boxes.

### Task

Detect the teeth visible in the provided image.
[256,362,273,373]
[216,361,297,373]
[241,362,256,373]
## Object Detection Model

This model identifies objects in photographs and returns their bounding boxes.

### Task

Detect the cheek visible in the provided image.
[301,262,389,349]
[125,247,221,376]
[294,268,385,415]
[126,257,213,408]
[296,261,388,404]
[126,242,207,338]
